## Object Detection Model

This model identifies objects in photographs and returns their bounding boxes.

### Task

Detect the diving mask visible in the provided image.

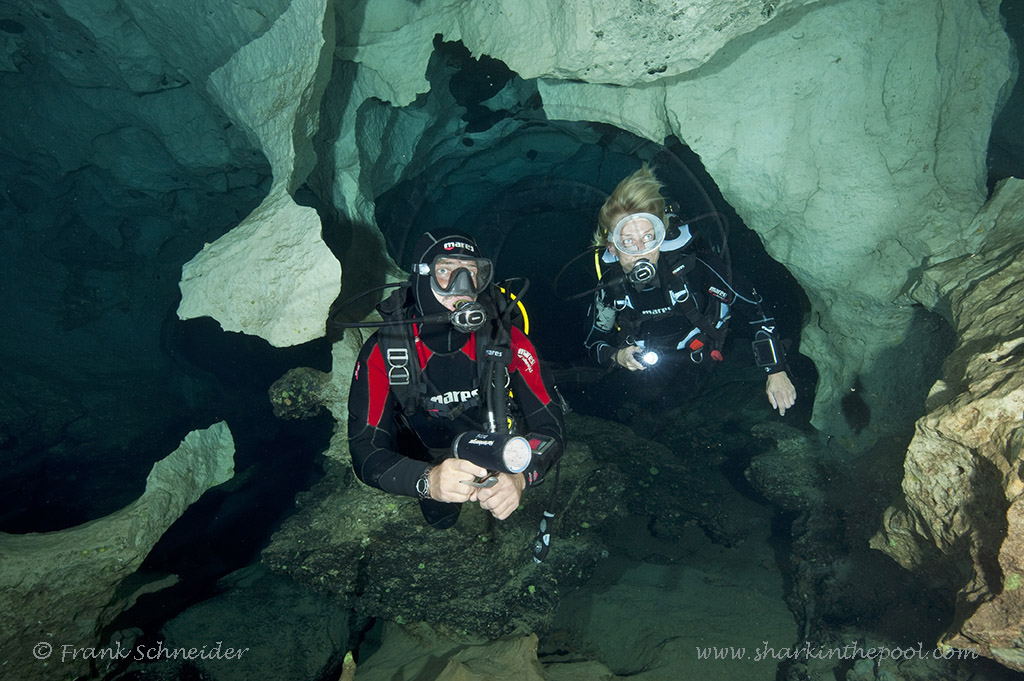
[415,255,494,297]
[610,212,666,257]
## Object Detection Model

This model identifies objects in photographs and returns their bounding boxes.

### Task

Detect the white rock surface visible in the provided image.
[178,190,340,347]
[177,0,341,347]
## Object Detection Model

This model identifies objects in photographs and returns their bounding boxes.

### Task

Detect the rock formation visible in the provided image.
[0,422,235,681]
[1,0,1022,676]
[873,178,1024,672]
[176,0,341,347]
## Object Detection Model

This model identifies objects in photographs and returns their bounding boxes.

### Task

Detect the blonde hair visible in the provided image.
[593,164,667,248]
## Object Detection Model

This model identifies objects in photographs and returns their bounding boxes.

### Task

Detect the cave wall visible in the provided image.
[3,0,1011,472]
[1,0,1022,672]
[872,178,1024,671]
[0,0,276,502]
[319,0,1013,450]
[505,0,1011,448]
[177,0,341,347]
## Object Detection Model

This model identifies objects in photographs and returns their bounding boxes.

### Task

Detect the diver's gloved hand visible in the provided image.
[766,371,797,416]
[615,346,647,371]
[472,472,526,520]
[428,458,488,503]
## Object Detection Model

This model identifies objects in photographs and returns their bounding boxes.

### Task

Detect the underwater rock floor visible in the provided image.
[545,511,796,680]
[352,497,796,680]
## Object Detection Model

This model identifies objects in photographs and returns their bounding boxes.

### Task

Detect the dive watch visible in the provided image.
[415,466,433,500]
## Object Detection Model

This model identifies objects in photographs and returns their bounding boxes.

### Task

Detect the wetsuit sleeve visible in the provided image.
[508,327,566,487]
[710,260,790,376]
[584,288,621,368]
[347,335,430,497]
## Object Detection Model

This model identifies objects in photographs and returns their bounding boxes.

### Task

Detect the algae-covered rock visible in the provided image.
[268,366,334,420]
[569,413,759,546]
[746,421,825,512]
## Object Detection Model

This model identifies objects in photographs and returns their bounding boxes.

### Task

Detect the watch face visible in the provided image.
[501,436,532,474]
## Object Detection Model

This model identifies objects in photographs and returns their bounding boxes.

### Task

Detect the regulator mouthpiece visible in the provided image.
[627,259,657,285]
[450,300,487,332]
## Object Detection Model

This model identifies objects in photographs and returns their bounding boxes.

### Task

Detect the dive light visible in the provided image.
[452,431,533,474]
[637,349,660,367]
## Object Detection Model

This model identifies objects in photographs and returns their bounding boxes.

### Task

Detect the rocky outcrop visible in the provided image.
[0,422,235,681]
[152,564,349,681]
[262,432,615,640]
[352,625,566,681]
[873,178,1024,671]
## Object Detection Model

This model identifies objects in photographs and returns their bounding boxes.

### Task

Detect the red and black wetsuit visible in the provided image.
[347,304,566,522]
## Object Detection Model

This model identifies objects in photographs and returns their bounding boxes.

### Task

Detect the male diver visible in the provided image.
[584,165,798,414]
[347,230,566,529]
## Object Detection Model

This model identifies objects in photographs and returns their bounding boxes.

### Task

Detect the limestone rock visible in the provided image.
[205,0,333,194]
[261,432,617,640]
[746,422,824,511]
[873,179,1024,671]
[353,624,567,681]
[177,190,341,347]
[269,366,334,420]
[0,422,235,681]
[262,411,774,640]
[344,0,820,97]
[177,0,341,347]
[266,329,366,461]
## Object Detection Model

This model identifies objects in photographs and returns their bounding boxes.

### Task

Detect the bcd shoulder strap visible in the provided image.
[374,288,427,415]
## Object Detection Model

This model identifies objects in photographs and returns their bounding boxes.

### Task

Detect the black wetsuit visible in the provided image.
[348,289,566,528]
[584,246,788,405]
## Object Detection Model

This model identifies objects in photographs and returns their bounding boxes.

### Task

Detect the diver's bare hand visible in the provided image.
[615,346,646,371]
[766,371,797,416]
[428,458,488,503]
[472,472,525,520]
